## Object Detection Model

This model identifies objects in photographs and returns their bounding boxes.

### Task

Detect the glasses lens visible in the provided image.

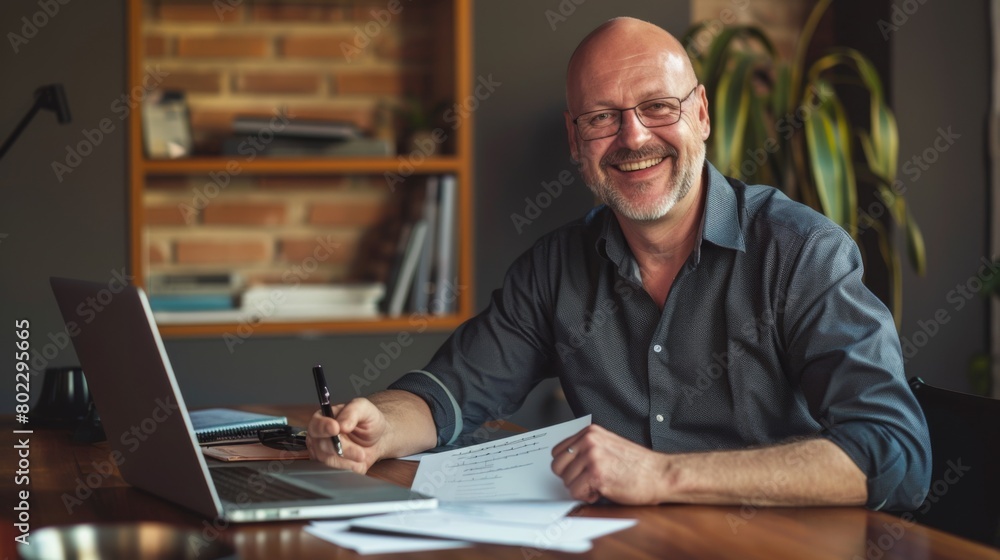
[637,98,681,126]
[577,110,621,140]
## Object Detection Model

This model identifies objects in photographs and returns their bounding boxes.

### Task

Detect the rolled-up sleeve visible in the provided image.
[389,245,556,447]
[782,226,931,510]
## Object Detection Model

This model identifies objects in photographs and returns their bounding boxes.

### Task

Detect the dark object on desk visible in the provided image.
[0,83,71,162]
[19,522,235,560]
[71,399,107,444]
[907,377,1000,548]
[31,366,91,427]
[258,425,307,452]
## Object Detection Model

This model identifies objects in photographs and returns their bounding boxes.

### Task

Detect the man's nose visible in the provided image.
[615,109,653,150]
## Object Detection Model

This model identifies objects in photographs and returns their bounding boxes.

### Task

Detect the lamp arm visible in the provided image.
[0,99,44,162]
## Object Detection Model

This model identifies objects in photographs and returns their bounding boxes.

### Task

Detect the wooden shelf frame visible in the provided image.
[127,0,475,337]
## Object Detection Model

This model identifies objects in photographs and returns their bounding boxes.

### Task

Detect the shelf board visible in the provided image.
[142,156,462,175]
[156,314,466,338]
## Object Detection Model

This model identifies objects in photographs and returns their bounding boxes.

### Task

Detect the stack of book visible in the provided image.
[147,272,241,313]
[382,175,458,317]
[221,116,393,157]
[241,283,385,320]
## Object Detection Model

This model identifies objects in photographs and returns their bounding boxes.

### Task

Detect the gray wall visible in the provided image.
[893,0,991,392]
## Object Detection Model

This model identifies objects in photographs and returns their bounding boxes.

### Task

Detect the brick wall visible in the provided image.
[140,0,450,288]
[143,174,409,285]
[143,0,444,151]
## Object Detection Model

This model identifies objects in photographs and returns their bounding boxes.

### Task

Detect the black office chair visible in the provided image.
[907,377,1000,548]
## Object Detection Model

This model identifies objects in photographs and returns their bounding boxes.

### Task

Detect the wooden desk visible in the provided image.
[5,405,999,560]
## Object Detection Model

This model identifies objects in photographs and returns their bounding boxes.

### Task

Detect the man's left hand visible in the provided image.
[551,424,670,505]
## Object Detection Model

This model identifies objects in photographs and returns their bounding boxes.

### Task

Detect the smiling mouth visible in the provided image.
[614,157,664,172]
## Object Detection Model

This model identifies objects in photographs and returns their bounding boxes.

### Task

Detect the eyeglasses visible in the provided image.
[572,85,700,141]
[258,426,307,452]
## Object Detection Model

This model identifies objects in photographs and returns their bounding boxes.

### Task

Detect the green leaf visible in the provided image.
[905,206,927,276]
[714,52,757,176]
[803,82,856,236]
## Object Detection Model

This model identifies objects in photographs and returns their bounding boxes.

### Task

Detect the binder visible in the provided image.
[190,408,288,446]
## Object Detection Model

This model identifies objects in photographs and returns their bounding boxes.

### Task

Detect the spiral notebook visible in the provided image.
[190,408,288,446]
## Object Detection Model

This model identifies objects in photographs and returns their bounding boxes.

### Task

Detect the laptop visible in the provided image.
[50,277,437,522]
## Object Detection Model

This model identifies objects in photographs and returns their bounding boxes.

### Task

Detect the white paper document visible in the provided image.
[350,509,637,552]
[306,521,471,555]
[411,415,592,501]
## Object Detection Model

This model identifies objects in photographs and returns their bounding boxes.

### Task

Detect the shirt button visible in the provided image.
[655,414,664,422]
[652,344,663,353]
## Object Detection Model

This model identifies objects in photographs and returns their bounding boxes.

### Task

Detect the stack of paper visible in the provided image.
[306,416,638,554]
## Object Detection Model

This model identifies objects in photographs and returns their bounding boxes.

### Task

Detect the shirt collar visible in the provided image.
[594,160,747,272]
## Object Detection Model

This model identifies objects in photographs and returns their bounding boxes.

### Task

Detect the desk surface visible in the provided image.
[4,405,999,560]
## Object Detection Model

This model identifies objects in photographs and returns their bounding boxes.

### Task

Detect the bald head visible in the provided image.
[566,17,697,113]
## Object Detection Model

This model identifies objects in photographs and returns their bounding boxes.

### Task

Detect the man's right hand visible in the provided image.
[306,397,387,474]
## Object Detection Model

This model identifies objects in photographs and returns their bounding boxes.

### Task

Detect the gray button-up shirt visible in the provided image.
[391,162,931,511]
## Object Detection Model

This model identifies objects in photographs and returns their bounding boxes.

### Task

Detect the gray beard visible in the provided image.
[586,141,706,222]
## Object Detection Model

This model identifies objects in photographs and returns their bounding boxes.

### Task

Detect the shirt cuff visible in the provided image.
[822,422,924,511]
[388,369,463,447]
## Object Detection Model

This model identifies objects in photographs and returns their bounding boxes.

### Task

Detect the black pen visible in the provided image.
[312,364,344,457]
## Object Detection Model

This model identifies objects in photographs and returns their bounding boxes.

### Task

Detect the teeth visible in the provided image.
[616,158,663,172]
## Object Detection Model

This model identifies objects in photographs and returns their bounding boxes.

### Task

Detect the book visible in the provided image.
[241,283,385,319]
[386,220,429,316]
[221,136,393,157]
[411,176,439,314]
[432,174,457,315]
[189,408,288,446]
[232,116,361,140]
[147,294,235,312]
[147,272,243,296]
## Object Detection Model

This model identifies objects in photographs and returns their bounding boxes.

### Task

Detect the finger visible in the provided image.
[565,465,603,504]
[334,398,375,433]
[551,442,582,477]
[308,410,342,437]
[551,430,586,458]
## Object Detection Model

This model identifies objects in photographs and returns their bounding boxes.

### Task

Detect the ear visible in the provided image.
[696,84,711,141]
[564,110,580,162]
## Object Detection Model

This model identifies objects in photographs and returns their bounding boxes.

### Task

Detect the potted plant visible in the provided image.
[683,0,925,327]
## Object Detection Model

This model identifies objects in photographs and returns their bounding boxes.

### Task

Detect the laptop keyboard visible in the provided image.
[210,466,326,504]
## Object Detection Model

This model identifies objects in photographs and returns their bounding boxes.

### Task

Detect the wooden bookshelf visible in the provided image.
[127,0,474,337]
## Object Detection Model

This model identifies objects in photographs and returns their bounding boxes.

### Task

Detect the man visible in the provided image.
[307,17,930,511]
